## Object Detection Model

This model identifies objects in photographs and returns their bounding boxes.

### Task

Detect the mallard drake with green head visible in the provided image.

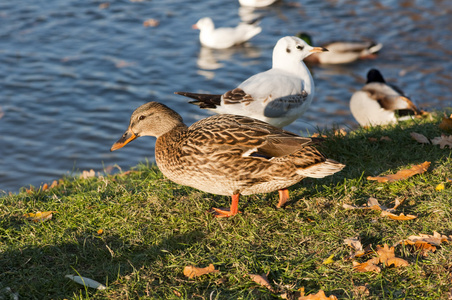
[297,32,382,65]
[111,102,345,217]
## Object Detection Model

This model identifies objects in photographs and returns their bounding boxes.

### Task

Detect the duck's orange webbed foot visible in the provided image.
[276,188,290,208]
[211,194,240,218]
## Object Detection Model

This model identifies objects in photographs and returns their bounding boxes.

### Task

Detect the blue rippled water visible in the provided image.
[1,0,451,193]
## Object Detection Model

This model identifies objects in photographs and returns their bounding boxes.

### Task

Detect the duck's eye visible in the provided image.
[296,45,304,50]
[139,115,146,120]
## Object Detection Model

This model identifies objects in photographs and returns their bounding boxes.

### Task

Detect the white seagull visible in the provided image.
[193,17,262,49]
[239,0,279,7]
[350,68,422,126]
[175,36,327,128]
[297,32,383,65]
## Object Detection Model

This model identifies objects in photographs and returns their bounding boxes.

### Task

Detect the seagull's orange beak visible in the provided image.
[192,24,199,30]
[310,47,328,53]
[110,129,137,151]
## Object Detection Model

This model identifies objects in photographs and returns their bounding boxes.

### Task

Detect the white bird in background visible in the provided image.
[193,17,262,49]
[175,36,328,128]
[239,0,279,7]
[297,32,383,65]
[350,68,423,127]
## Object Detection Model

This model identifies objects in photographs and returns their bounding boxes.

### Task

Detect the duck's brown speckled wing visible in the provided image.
[187,114,314,159]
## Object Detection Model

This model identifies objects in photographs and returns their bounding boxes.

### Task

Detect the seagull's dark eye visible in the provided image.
[296,45,304,50]
[139,115,146,120]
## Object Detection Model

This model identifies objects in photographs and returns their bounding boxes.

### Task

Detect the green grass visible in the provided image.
[1,112,452,299]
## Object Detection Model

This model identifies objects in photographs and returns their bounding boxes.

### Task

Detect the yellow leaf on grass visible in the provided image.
[380,211,417,220]
[435,183,445,191]
[24,211,57,222]
[322,254,335,265]
[367,161,430,183]
[97,229,104,235]
[183,264,219,279]
[248,273,275,292]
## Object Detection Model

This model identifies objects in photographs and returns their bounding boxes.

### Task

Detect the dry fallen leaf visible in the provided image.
[65,275,106,290]
[386,257,409,267]
[380,211,417,220]
[376,244,395,263]
[183,264,219,279]
[367,161,430,183]
[97,229,104,235]
[24,211,57,222]
[297,290,338,300]
[344,238,363,252]
[80,169,96,179]
[322,254,335,265]
[354,285,370,297]
[439,114,452,132]
[406,231,451,246]
[436,183,445,191]
[410,132,430,144]
[431,135,452,149]
[376,244,409,267]
[353,257,381,273]
[248,273,275,292]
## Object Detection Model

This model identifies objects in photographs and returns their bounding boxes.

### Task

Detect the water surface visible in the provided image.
[1,0,451,193]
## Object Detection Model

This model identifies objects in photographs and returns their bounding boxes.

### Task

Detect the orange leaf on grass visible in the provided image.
[376,244,409,266]
[367,161,430,183]
[376,244,395,263]
[439,114,452,132]
[353,257,381,273]
[386,257,409,267]
[380,211,417,220]
[183,264,219,279]
[299,290,338,300]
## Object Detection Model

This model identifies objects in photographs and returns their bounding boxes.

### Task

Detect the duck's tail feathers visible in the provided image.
[361,42,383,57]
[296,159,345,178]
[174,92,222,109]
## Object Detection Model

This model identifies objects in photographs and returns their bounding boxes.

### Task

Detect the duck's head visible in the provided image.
[272,36,327,68]
[366,68,386,84]
[110,102,183,151]
[295,32,313,46]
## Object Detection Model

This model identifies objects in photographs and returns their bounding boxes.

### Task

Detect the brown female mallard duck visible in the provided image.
[111,102,345,217]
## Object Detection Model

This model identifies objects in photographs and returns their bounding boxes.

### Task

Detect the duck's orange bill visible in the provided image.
[110,130,137,151]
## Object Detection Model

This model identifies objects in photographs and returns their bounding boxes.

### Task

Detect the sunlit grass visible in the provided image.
[1,112,451,299]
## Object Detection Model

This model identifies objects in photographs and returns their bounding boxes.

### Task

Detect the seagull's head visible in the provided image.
[193,17,214,31]
[273,36,328,67]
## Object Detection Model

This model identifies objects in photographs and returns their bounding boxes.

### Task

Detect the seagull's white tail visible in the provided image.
[296,159,345,178]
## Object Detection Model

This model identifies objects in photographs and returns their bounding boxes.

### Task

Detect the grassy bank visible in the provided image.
[1,113,451,299]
